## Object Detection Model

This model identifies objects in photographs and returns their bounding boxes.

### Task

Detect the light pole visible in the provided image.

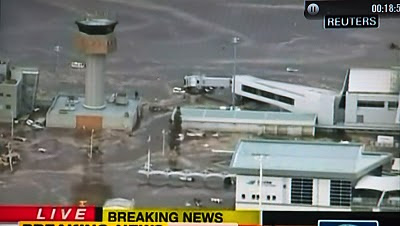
[162,129,166,156]
[232,36,240,110]
[253,153,269,209]
[8,110,14,172]
[146,135,151,175]
[54,45,62,73]
[10,110,13,142]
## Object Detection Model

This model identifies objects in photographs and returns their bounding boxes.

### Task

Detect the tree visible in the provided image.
[168,106,183,155]
[174,106,182,135]
[168,118,178,151]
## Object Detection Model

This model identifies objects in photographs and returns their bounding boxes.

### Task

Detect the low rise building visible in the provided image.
[0,60,39,122]
[175,107,317,136]
[340,68,400,130]
[230,139,393,211]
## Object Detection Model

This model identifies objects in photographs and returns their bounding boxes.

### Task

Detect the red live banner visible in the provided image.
[0,206,97,221]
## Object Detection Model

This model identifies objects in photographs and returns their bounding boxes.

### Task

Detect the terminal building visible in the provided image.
[229,139,394,211]
[185,67,400,131]
[0,60,39,122]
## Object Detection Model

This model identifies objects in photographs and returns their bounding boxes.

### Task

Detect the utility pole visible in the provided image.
[7,142,12,172]
[162,129,166,156]
[231,36,240,110]
[89,129,94,159]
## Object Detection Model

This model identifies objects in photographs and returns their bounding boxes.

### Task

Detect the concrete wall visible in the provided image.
[236,175,291,206]
[47,109,137,131]
[345,93,398,128]
[46,110,77,128]
[0,83,19,122]
[235,175,350,211]
[102,109,137,131]
[182,121,315,136]
[313,179,331,206]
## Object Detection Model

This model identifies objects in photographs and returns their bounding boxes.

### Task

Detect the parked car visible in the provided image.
[70,61,86,69]
[179,176,194,182]
[172,87,186,94]
[32,123,44,130]
[210,198,223,204]
[13,136,27,142]
[286,67,299,72]
[38,148,47,153]
[26,119,34,126]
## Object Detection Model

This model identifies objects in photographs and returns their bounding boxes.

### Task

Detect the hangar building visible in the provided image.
[230,139,393,211]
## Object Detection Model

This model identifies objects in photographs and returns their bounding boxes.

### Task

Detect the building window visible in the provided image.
[242,85,257,95]
[0,93,3,96]
[256,194,260,200]
[6,105,11,109]
[291,178,313,205]
[330,180,352,207]
[267,195,270,200]
[272,195,276,201]
[241,194,245,199]
[251,194,255,200]
[388,101,398,109]
[6,94,11,97]
[357,100,384,108]
[241,85,295,105]
[356,115,364,123]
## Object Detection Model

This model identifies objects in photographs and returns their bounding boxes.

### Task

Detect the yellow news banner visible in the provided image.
[20,223,242,226]
[103,209,260,224]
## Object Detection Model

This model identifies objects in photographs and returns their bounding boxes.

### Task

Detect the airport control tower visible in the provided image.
[75,16,117,109]
[46,14,140,131]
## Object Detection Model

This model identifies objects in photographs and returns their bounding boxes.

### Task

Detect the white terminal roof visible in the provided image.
[355,175,400,192]
[230,139,392,180]
[180,108,317,126]
[348,68,400,93]
[236,75,337,96]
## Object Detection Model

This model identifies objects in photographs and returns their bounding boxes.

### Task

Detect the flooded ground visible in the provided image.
[0,113,237,207]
